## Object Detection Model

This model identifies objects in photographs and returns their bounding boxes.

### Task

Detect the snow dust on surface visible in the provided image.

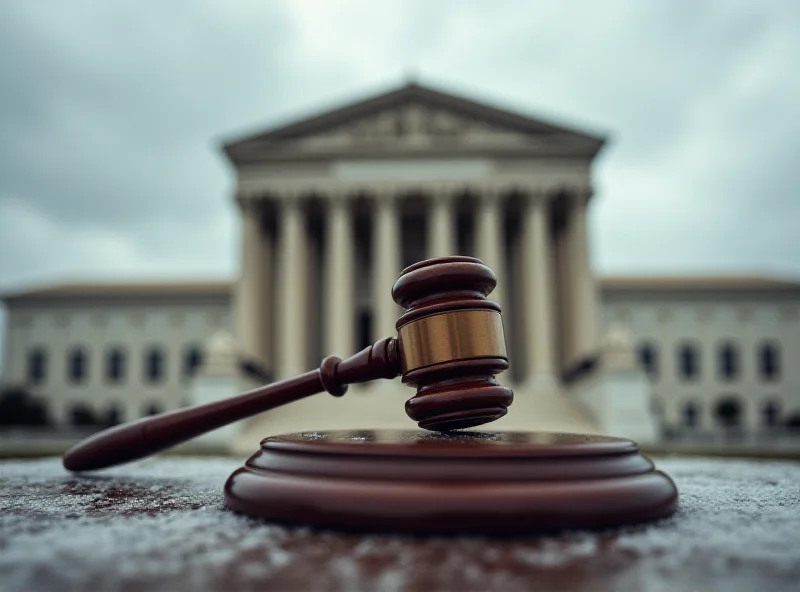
[0,455,799,591]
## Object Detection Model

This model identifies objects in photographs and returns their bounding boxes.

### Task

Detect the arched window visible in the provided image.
[715,396,743,428]
[637,343,658,379]
[683,401,700,429]
[762,400,781,428]
[27,347,47,385]
[183,345,203,378]
[144,347,166,383]
[67,347,89,384]
[677,342,700,381]
[143,402,162,416]
[69,403,98,426]
[106,347,126,384]
[104,403,123,427]
[758,342,781,381]
[718,341,739,381]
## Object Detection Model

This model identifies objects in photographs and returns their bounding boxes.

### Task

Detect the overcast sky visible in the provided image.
[1,0,799,296]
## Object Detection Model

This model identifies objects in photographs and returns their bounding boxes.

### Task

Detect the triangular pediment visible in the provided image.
[223,82,605,162]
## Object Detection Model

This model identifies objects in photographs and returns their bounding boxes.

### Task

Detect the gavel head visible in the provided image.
[392,256,513,431]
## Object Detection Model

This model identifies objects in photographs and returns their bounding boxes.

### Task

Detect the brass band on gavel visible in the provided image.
[397,310,508,374]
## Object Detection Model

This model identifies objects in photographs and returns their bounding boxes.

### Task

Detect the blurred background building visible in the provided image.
[2,82,798,454]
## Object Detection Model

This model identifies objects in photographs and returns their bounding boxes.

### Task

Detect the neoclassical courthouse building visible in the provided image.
[2,83,799,448]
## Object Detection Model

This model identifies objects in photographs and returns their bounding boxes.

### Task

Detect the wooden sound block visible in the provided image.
[224,430,678,535]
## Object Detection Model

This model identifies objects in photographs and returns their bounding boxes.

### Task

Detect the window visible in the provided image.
[677,342,700,380]
[718,342,739,381]
[758,342,781,381]
[637,343,658,378]
[27,347,47,385]
[70,403,98,426]
[144,347,166,383]
[104,403,123,427]
[143,402,162,416]
[183,346,203,378]
[67,347,89,384]
[715,396,743,428]
[106,347,126,384]
[762,400,781,428]
[683,401,699,429]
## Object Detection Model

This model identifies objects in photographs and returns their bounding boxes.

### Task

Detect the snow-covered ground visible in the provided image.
[1,455,799,591]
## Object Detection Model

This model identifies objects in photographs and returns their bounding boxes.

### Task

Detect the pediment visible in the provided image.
[288,102,540,150]
[224,83,605,162]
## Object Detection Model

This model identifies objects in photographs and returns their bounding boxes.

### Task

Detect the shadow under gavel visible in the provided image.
[63,256,513,472]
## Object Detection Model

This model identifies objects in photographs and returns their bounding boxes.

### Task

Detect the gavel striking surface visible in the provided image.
[224,429,678,534]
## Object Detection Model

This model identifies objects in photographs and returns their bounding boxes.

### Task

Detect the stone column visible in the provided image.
[258,205,274,373]
[554,220,573,372]
[234,198,269,369]
[373,190,400,338]
[277,194,307,378]
[567,190,599,366]
[427,187,456,258]
[476,188,505,310]
[325,193,355,357]
[522,191,556,388]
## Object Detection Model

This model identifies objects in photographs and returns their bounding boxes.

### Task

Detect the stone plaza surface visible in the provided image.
[1,454,799,591]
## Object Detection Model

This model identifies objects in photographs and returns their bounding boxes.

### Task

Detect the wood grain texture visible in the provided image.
[62,338,400,472]
[224,429,678,534]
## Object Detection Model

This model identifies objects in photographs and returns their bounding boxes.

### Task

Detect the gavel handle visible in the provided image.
[63,337,399,472]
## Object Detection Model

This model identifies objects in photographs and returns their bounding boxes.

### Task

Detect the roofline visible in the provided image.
[599,275,800,292]
[0,279,234,303]
[4,274,800,304]
[221,80,608,161]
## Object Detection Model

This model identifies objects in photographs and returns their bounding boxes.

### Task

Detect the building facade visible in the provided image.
[1,283,230,425]
[602,277,800,435]
[226,83,604,391]
[3,278,798,439]
[1,83,798,446]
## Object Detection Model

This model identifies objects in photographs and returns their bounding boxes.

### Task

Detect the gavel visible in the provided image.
[63,256,514,472]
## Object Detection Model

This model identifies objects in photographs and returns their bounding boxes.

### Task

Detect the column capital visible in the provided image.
[276,191,304,209]
[566,186,594,206]
[236,194,263,214]
[478,186,505,204]
[328,190,353,209]
[373,188,399,209]
[534,185,554,197]
[522,188,550,207]
[429,185,457,205]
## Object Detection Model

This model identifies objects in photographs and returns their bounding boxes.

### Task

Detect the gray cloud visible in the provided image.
[0,0,798,291]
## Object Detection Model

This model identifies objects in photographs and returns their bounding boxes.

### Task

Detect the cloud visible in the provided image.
[0,0,798,291]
